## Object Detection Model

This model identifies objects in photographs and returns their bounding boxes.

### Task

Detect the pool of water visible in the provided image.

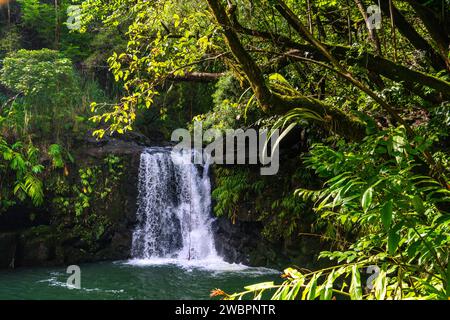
[0,259,280,300]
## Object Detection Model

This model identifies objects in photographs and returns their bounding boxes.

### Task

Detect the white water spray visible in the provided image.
[131,147,219,261]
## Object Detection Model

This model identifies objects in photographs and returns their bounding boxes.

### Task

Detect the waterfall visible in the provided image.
[131,147,219,261]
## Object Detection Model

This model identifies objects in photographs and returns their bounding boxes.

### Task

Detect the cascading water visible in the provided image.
[131,147,219,261]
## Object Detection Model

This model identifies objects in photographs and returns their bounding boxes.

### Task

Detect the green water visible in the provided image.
[0,260,280,300]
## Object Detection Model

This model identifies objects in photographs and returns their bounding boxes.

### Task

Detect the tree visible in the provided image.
[0,49,81,138]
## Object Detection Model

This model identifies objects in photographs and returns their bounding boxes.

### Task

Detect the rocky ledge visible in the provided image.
[0,131,165,269]
[0,131,299,270]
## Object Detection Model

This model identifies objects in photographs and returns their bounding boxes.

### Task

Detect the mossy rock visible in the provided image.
[0,232,18,268]
[17,226,59,267]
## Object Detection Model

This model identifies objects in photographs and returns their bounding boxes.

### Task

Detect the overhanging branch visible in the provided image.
[206,0,366,141]
[166,72,226,82]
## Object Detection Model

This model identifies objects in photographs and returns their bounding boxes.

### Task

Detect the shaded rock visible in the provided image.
[0,131,157,269]
[0,208,49,232]
[212,218,287,268]
[0,232,17,268]
[77,130,169,159]
[16,226,58,267]
[95,231,132,261]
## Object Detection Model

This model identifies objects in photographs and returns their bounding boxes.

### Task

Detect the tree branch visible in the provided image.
[275,0,448,186]
[230,7,450,103]
[166,72,226,82]
[206,0,366,140]
[379,0,448,72]
[401,0,450,71]
[354,0,382,55]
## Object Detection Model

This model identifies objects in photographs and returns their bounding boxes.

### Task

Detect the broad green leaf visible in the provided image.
[361,187,373,212]
[411,195,425,214]
[285,278,304,300]
[275,284,291,300]
[244,282,274,291]
[381,199,393,230]
[374,269,387,300]
[320,270,335,300]
[349,265,362,300]
[302,273,319,300]
[388,230,401,255]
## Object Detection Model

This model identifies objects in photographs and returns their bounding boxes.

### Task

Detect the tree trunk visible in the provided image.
[354,0,383,55]
[54,0,60,49]
[206,0,366,141]
[166,72,226,82]
[402,0,450,71]
[379,0,448,72]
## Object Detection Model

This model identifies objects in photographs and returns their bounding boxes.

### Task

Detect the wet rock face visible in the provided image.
[18,239,53,266]
[0,233,17,268]
[0,129,310,269]
[211,217,327,270]
[212,218,287,268]
[0,131,163,269]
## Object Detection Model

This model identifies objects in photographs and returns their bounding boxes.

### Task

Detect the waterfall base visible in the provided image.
[131,147,220,262]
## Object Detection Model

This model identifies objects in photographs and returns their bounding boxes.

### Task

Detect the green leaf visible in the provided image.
[374,269,387,300]
[361,187,373,212]
[446,259,450,299]
[31,164,44,174]
[244,282,274,291]
[268,73,295,89]
[285,278,304,300]
[411,195,425,214]
[381,199,393,230]
[320,270,335,300]
[302,273,320,300]
[349,265,362,300]
[388,229,401,255]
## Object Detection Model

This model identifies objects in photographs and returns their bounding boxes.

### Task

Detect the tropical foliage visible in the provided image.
[0,0,448,300]
[216,128,450,300]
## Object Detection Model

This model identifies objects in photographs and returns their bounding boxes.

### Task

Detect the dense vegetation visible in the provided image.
[1,0,449,299]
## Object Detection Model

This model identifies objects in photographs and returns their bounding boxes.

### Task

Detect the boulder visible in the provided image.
[0,232,17,268]
[212,217,287,268]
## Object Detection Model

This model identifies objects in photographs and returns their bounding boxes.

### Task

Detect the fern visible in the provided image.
[23,173,44,206]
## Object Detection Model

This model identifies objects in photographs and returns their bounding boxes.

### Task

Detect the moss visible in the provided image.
[20,225,54,241]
